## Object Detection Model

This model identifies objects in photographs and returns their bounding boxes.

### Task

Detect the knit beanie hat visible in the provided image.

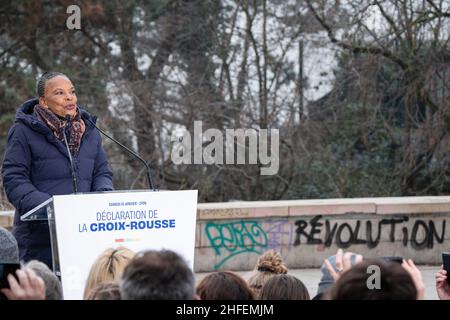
[0,226,19,263]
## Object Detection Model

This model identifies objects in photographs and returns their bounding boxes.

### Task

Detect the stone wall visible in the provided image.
[2,197,450,272]
[195,197,450,272]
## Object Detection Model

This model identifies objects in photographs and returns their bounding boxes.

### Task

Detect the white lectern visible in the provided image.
[21,190,198,300]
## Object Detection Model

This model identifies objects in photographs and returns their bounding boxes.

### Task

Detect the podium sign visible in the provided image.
[52,190,197,300]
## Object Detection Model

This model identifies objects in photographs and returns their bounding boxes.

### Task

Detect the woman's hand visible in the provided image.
[401,259,425,300]
[324,248,363,282]
[0,267,46,300]
[435,265,450,300]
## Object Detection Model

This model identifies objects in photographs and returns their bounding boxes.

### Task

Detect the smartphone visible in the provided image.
[381,256,403,264]
[442,252,450,285]
[0,263,21,289]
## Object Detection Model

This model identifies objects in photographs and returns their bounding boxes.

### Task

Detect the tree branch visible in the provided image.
[305,0,408,69]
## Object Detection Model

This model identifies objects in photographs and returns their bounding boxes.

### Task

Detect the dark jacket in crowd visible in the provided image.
[2,98,113,268]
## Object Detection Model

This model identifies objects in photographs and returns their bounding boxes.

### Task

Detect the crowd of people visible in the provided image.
[1,225,449,300]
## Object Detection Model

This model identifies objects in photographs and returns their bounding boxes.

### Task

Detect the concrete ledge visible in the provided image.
[288,200,375,216]
[197,196,450,220]
[374,196,450,214]
[198,201,291,219]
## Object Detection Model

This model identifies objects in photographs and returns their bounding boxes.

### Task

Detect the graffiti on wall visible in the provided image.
[264,220,295,256]
[294,215,446,249]
[202,215,447,269]
[205,220,268,269]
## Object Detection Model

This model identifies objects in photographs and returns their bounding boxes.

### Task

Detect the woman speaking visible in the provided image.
[2,71,113,268]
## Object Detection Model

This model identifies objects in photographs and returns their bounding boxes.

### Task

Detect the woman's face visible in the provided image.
[39,76,78,118]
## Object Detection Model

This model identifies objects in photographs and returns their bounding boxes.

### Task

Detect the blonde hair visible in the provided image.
[247,250,288,297]
[83,247,135,299]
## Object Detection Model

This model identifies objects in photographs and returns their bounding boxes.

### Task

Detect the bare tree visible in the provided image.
[1,0,448,202]
[305,0,450,195]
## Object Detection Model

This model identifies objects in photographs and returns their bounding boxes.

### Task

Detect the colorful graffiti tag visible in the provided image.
[205,220,268,269]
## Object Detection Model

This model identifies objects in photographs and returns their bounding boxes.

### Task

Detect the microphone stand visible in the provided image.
[85,117,156,191]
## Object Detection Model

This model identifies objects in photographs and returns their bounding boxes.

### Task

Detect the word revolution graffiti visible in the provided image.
[205,221,268,269]
[294,215,446,249]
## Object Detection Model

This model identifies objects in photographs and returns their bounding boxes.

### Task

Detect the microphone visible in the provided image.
[63,115,78,193]
[84,116,156,191]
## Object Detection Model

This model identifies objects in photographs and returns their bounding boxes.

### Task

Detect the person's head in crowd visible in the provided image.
[0,226,20,300]
[247,250,287,297]
[25,260,62,300]
[85,281,121,300]
[259,274,310,300]
[83,246,135,299]
[0,226,19,264]
[120,249,195,300]
[196,271,255,300]
[315,248,362,298]
[325,259,418,300]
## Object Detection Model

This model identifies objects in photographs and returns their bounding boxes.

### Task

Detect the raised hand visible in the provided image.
[0,267,46,300]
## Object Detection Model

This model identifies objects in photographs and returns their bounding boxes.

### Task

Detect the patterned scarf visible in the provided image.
[34,105,86,156]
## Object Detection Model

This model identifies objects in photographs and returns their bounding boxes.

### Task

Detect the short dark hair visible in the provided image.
[259,274,310,300]
[120,249,195,300]
[36,71,68,97]
[196,271,255,300]
[325,259,417,300]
